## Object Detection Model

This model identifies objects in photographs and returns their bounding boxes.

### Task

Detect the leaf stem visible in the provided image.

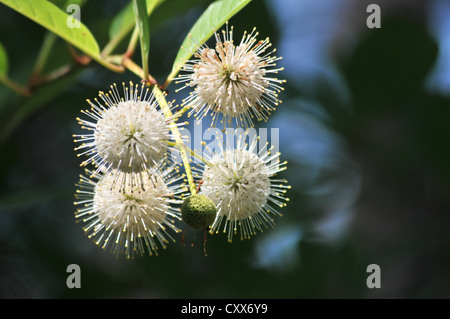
[125,26,140,58]
[0,76,31,97]
[67,43,125,73]
[93,55,125,73]
[28,64,73,88]
[30,32,57,78]
[122,57,158,86]
[101,34,123,58]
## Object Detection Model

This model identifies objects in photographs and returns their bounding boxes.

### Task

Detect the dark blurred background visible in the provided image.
[0,0,449,298]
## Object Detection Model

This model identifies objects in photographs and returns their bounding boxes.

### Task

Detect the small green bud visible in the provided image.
[181,194,217,230]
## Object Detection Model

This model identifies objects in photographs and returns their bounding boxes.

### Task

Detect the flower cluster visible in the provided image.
[73,24,289,257]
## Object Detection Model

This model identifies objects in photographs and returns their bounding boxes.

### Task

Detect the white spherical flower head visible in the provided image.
[203,150,270,215]
[74,82,180,189]
[176,23,286,128]
[74,167,185,258]
[94,99,168,174]
[199,133,290,242]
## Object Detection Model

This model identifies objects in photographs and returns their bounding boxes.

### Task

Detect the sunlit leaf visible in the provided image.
[166,0,252,85]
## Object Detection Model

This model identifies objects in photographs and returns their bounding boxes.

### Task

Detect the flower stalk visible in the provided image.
[153,85,198,195]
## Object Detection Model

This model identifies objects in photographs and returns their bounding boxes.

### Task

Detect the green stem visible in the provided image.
[122,58,157,85]
[174,104,191,118]
[125,26,140,58]
[162,69,177,90]
[153,86,197,195]
[91,55,125,73]
[67,43,125,73]
[30,32,57,78]
[101,34,123,58]
[0,76,31,96]
[29,64,72,87]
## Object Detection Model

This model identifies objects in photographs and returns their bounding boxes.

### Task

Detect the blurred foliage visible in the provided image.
[0,0,449,299]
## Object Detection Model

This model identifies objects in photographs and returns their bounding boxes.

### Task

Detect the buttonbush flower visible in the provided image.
[176,23,285,128]
[74,166,185,258]
[74,82,182,190]
[198,131,290,242]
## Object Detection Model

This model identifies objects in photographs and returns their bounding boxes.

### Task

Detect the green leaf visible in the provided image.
[0,41,8,78]
[166,0,252,85]
[0,0,100,59]
[133,0,151,79]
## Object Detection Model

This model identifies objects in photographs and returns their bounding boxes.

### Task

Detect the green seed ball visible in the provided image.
[181,194,217,230]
